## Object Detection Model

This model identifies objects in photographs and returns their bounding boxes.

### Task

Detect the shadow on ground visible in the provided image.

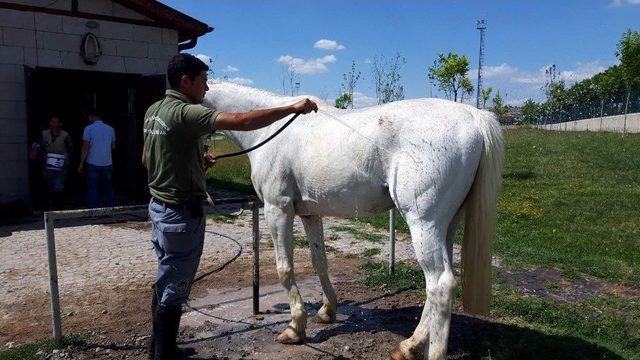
[183,288,622,360]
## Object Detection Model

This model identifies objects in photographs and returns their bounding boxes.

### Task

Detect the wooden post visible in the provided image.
[45,213,62,343]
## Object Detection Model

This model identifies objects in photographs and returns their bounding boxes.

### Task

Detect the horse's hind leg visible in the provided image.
[391,216,456,360]
[264,200,307,344]
[392,208,461,360]
[300,215,337,323]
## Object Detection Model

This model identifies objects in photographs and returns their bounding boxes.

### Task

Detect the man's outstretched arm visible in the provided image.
[212,98,317,131]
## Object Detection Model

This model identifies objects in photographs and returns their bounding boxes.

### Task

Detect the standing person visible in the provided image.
[143,53,317,359]
[77,109,116,208]
[42,116,72,209]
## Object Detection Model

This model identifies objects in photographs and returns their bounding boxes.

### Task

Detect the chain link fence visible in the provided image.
[537,92,640,125]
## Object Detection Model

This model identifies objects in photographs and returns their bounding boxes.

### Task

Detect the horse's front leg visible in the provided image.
[264,200,307,344]
[300,215,337,323]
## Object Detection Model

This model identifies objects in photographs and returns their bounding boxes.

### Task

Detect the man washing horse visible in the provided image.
[142,53,317,359]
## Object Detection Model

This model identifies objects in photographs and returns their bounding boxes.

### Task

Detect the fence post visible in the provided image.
[600,99,604,131]
[389,208,396,275]
[624,92,630,135]
[252,202,260,315]
[45,213,62,343]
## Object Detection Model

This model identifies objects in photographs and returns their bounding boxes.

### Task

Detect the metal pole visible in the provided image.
[624,91,630,135]
[45,213,62,343]
[388,209,396,275]
[600,99,604,131]
[252,202,260,315]
[476,20,486,109]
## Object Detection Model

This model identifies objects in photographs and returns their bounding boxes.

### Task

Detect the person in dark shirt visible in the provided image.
[143,53,317,359]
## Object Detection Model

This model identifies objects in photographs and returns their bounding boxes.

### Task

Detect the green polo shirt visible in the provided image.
[143,90,221,205]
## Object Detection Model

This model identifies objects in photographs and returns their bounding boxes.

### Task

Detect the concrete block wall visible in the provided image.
[0,2,179,203]
[535,113,640,133]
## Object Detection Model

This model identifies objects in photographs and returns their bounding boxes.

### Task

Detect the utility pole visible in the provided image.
[476,19,486,109]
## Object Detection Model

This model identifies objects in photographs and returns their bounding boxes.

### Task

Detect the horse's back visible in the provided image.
[284,99,484,218]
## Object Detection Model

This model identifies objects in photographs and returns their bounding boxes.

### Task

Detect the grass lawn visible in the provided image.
[358,129,640,285]
[0,335,87,360]
[205,136,255,195]
[205,129,640,359]
[360,260,639,359]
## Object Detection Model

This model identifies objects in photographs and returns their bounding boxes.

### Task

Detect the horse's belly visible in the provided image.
[294,182,394,217]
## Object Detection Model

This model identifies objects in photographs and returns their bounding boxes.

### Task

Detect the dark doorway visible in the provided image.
[25,67,165,209]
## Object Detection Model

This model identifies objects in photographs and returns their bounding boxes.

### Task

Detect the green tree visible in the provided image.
[617,29,640,92]
[335,93,352,109]
[492,90,508,119]
[520,99,540,124]
[616,29,640,130]
[540,64,569,122]
[459,77,474,103]
[481,86,493,108]
[428,52,474,102]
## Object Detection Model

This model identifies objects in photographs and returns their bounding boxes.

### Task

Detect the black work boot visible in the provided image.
[154,305,196,359]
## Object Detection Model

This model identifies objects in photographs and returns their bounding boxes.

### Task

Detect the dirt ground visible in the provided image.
[0,204,440,359]
[3,203,631,359]
[0,233,429,359]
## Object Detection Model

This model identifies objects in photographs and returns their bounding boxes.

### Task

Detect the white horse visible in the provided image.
[204,81,504,360]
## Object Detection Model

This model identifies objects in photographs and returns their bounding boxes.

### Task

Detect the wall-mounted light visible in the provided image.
[85,20,99,29]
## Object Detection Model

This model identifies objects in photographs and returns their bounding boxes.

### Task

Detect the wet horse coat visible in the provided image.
[204,81,504,359]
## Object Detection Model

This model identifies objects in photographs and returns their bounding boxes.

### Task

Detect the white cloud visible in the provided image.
[483,63,519,78]
[225,77,253,86]
[223,65,239,72]
[611,0,640,7]
[352,92,378,108]
[195,54,213,65]
[557,61,607,83]
[472,60,610,104]
[364,58,372,64]
[478,61,606,87]
[505,98,529,106]
[511,68,546,85]
[277,54,337,75]
[314,39,346,51]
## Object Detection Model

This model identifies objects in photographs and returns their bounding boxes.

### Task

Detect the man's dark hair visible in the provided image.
[167,53,209,89]
[87,108,102,118]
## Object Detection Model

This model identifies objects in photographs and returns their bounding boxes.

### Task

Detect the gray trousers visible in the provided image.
[148,198,205,306]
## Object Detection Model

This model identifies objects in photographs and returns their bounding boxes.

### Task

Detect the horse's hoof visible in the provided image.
[275,327,305,345]
[390,345,422,360]
[390,348,407,360]
[312,312,336,324]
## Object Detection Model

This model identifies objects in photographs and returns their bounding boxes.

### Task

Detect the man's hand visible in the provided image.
[77,164,84,174]
[203,152,216,169]
[291,98,318,115]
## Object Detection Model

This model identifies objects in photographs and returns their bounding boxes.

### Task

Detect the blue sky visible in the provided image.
[162,0,640,107]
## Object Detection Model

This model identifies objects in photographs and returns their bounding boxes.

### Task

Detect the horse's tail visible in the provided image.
[461,109,505,315]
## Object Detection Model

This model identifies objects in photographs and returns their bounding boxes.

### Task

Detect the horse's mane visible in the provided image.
[207,79,335,110]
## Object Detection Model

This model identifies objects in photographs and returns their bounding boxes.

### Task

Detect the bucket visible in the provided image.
[46,153,66,171]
